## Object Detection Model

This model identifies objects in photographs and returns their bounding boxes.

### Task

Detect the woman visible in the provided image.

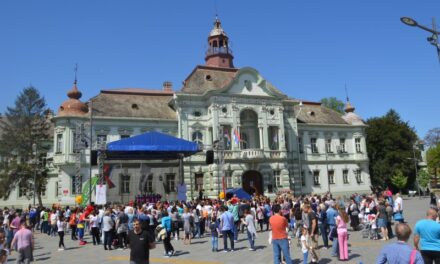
[161,211,174,257]
[170,207,180,240]
[182,207,192,245]
[69,208,78,240]
[88,211,101,245]
[348,199,359,231]
[256,203,265,232]
[241,209,257,251]
[335,207,349,261]
[102,210,114,250]
[57,215,66,250]
[376,200,389,240]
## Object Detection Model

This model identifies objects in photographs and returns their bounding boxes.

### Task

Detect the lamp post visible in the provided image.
[294,102,303,196]
[32,143,37,206]
[400,17,440,63]
[411,143,421,198]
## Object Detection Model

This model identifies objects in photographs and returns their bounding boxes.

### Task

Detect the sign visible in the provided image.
[96,184,107,205]
[81,177,99,207]
[177,183,187,202]
[63,189,69,196]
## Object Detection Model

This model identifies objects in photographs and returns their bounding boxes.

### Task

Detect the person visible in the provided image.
[220,205,234,252]
[306,204,319,264]
[182,207,192,245]
[116,207,129,249]
[376,223,423,264]
[376,200,389,240]
[88,210,101,245]
[348,198,359,231]
[393,193,403,222]
[0,230,9,264]
[300,227,310,264]
[102,209,114,250]
[336,207,349,261]
[161,211,174,257]
[11,220,34,264]
[241,208,257,251]
[209,217,219,252]
[69,209,78,240]
[430,193,437,207]
[326,201,339,257]
[127,219,156,264]
[414,208,440,263]
[317,204,328,248]
[385,201,394,239]
[57,215,66,250]
[269,204,292,264]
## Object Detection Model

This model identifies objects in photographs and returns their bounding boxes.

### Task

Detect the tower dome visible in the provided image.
[205,17,234,68]
[58,81,89,117]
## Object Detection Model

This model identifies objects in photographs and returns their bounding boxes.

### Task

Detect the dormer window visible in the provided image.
[205,75,212,81]
[194,111,202,117]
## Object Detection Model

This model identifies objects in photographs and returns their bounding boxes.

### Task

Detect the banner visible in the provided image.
[95,184,107,205]
[81,176,99,207]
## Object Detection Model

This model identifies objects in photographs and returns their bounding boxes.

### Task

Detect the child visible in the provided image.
[209,218,219,252]
[300,227,310,264]
[368,214,378,240]
[57,215,66,250]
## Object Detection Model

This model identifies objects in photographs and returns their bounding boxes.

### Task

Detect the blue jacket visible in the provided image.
[326,207,338,226]
[161,216,172,232]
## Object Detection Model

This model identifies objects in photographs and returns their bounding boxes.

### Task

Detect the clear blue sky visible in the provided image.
[1,1,439,138]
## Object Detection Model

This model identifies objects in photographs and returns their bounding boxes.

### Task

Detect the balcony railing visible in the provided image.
[205,47,233,57]
[241,149,265,160]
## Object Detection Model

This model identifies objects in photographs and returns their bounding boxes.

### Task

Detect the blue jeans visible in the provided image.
[232,221,239,241]
[211,236,218,251]
[303,251,308,264]
[332,236,339,256]
[247,230,255,249]
[193,222,200,238]
[319,223,329,247]
[272,238,292,264]
[222,230,234,251]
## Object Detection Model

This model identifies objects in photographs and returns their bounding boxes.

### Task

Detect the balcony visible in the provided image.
[241,149,265,160]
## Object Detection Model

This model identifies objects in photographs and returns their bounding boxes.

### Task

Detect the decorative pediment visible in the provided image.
[95,126,110,135]
[118,127,133,135]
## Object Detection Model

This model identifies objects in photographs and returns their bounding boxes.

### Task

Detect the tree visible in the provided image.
[390,169,407,193]
[320,97,345,114]
[417,170,431,190]
[424,127,440,147]
[426,143,440,188]
[0,86,51,205]
[366,109,418,192]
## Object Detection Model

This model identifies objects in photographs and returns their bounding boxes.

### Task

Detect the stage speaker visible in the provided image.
[91,150,98,165]
[206,150,214,164]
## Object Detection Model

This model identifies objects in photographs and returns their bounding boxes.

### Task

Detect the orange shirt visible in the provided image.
[269,214,288,240]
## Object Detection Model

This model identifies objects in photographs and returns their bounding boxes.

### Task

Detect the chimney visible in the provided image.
[163,81,173,92]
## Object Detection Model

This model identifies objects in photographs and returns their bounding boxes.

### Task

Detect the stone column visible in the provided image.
[259,127,264,150]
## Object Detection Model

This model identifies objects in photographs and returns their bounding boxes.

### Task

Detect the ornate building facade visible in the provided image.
[0,18,371,207]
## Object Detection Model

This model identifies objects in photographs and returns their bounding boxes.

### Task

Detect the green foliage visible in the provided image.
[366,109,418,191]
[427,143,440,177]
[320,97,345,114]
[417,170,431,189]
[390,169,408,191]
[0,86,51,203]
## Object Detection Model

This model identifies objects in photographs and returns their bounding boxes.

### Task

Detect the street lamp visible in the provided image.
[294,101,303,196]
[411,143,421,198]
[32,143,37,206]
[400,16,440,63]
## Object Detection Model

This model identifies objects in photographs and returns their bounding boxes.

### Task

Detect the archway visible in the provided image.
[240,109,260,149]
[242,170,263,196]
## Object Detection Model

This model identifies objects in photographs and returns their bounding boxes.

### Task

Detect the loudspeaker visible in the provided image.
[206,150,214,164]
[91,150,98,165]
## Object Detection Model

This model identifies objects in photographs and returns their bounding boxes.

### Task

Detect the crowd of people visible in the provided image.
[0,189,439,264]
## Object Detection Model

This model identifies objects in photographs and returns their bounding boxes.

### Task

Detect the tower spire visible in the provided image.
[205,16,234,68]
[344,83,355,113]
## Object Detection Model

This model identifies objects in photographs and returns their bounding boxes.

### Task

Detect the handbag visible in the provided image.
[393,212,403,221]
[328,226,337,241]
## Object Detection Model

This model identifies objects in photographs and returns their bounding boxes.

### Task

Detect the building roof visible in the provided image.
[180,65,238,94]
[58,82,89,117]
[294,102,348,125]
[91,89,176,120]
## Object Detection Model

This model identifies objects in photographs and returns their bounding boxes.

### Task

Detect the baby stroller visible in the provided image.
[361,221,372,238]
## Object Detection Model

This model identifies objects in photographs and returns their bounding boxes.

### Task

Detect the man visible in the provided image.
[414,208,440,263]
[394,193,403,214]
[269,204,292,264]
[116,206,129,249]
[11,220,34,264]
[376,223,423,263]
[127,219,155,264]
[306,204,319,264]
[220,205,234,252]
[326,201,339,257]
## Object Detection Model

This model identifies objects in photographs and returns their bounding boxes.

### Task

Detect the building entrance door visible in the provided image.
[242,170,263,196]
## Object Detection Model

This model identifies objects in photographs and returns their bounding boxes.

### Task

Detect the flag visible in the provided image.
[103,164,115,189]
[233,128,241,145]
[224,130,231,147]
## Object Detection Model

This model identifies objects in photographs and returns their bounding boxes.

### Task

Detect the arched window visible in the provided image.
[192,131,204,149]
[213,40,218,47]
[240,133,248,149]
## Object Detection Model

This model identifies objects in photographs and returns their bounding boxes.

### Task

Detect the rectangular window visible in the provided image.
[343,169,349,184]
[339,138,346,153]
[56,134,63,153]
[311,138,318,153]
[72,132,80,153]
[97,134,107,149]
[269,126,279,150]
[298,137,304,153]
[40,184,47,197]
[166,173,176,193]
[301,170,306,186]
[355,138,362,153]
[120,174,130,194]
[195,173,204,191]
[355,169,363,183]
[72,175,82,194]
[144,174,153,193]
[18,186,27,197]
[224,170,232,188]
[121,135,130,139]
[274,170,281,187]
[326,138,332,153]
[328,170,335,184]
[313,170,320,186]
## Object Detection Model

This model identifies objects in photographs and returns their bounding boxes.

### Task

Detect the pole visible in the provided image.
[89,100,93,203]
[32,143,37,206]
[413,145,421,197]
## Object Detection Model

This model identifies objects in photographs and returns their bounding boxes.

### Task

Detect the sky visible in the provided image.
[1,1,439,138]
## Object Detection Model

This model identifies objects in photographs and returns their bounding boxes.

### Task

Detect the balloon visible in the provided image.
[219,192,225,199]
[75,195,82,204]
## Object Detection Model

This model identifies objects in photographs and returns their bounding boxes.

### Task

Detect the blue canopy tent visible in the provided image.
[226,188,252,200]
[106,131,199,160]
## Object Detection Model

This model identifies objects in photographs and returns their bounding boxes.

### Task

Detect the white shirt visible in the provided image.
[394,196,403,212]
[57,220,65,232]
[301,235,309,253]
[89,215,98,228]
